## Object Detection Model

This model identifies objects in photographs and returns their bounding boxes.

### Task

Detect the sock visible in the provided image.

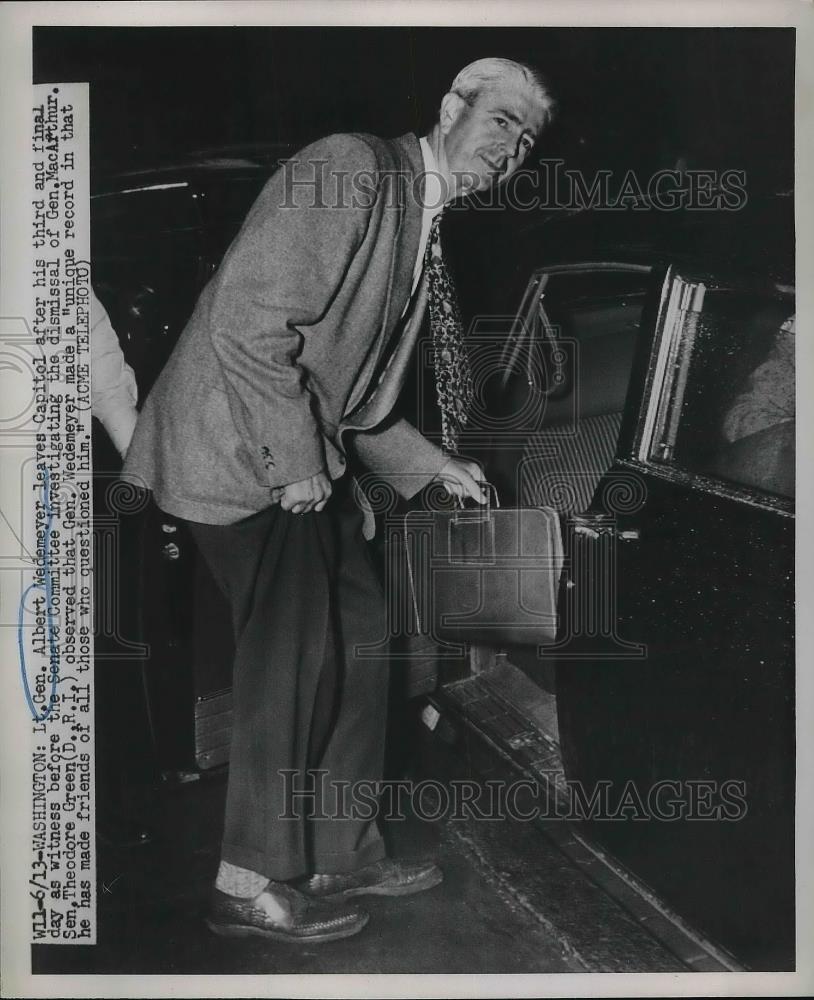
[215,860,269,899]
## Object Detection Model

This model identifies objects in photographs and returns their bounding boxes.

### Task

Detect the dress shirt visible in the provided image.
[410,136,447,298]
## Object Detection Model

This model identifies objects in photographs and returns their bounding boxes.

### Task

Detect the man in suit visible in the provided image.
[124,57,554,943]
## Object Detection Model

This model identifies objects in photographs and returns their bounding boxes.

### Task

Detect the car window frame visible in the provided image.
[500,261,656,399]
[623,265,795,517]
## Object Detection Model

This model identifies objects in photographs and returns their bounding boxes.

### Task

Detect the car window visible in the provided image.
[640,274,794,500]
[505,266,653,427]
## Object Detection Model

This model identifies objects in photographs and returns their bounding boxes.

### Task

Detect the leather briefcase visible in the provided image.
[403,485,564,648]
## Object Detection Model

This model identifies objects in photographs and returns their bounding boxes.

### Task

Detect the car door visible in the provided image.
[91,179,210,397]
[555,266,795,970]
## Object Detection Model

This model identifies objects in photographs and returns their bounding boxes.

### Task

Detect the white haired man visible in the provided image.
[124,57,554,943]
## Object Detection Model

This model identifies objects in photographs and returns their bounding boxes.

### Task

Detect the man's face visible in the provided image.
[440,79,546,195]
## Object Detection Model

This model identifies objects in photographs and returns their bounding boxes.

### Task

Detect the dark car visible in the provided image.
[456,194,795,970]
[92,156,795,969]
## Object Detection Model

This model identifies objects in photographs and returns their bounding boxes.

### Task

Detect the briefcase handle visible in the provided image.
[454,481,500,521]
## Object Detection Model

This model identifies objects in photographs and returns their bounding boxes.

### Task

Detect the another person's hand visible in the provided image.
[435,457,486,504]
[271,471,333,514]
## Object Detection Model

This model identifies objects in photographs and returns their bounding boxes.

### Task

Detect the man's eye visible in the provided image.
[494,117,507,128]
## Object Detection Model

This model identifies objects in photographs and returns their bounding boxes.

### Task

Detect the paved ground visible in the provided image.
[32,697,701,977]
[32,741,581,975]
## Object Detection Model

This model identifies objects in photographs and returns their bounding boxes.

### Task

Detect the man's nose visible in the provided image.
[509,132,527,160]
[496,132,521,162]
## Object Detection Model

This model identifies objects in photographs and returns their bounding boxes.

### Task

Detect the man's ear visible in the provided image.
[439,92,466,135]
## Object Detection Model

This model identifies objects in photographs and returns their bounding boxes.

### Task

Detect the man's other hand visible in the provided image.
[272,471,333,514]
[435,457,486,504]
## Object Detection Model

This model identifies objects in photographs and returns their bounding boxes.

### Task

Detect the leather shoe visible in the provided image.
[300,859,443,899]
[206,883,369,943]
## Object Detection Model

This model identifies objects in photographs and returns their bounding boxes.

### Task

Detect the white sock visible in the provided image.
[215,860,269,899]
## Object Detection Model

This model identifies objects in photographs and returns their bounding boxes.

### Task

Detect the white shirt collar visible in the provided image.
[419,136,447,218]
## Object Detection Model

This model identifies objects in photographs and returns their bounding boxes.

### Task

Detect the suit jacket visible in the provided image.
[123,131,447,525]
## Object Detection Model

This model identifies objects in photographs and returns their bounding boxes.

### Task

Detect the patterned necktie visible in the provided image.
[424,213,474,453]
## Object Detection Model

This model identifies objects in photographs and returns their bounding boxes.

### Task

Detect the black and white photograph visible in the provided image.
[1,2,812,996]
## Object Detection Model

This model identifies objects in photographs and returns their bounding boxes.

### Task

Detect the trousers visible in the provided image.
[188,488,390,881]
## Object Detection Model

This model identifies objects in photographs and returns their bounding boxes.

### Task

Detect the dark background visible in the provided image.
[33,26,794,189]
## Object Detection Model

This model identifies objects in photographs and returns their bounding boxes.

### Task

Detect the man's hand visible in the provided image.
[435,457,487,504]
[271,471,333,514]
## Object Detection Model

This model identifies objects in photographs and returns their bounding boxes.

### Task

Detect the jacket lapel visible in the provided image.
[344,132,425,415]
[341,278,428,435]
[376,133,424,361]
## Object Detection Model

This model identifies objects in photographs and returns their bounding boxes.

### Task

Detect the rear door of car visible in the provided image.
[91,178,231,776]
[91,178,210,397]
[555,267,795,969]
